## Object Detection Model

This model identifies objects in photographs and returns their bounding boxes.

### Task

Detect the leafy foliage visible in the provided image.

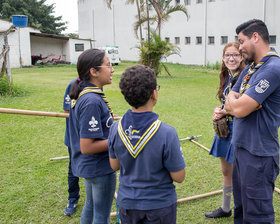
[0,76,27,96]
[0,0,67,34]
[134,0,189,37]
[137,31,179,75]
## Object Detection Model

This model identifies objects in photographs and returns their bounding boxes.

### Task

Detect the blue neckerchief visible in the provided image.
[240,47,279,95]
[118,110,161,159]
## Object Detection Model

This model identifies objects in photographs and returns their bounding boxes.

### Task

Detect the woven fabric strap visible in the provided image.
[222,71,240,107]
[240,48,279,96]
[71,87,113,116]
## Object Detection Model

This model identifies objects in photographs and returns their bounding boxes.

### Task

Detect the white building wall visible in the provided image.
[30,36,68,61]
[68,39,92,64]
[1,20,33,68]
[78,0,139,61]
[78,0,280,65]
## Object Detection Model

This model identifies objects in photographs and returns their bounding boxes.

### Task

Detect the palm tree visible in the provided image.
[125,0,145,41]
[135,0,189,38]
[104,0,113,9]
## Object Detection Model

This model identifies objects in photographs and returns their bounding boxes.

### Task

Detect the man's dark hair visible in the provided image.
[119,65,157,109]
[236,19,269,44]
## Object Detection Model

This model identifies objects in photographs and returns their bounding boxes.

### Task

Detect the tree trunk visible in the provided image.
[136,0,143,41]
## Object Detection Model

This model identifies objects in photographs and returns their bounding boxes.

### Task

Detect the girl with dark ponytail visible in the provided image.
[69,48,116,224]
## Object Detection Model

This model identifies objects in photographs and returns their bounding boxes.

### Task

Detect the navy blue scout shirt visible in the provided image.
[69,82,114,178]
[63,78,77,147]
[108,110,186,210]
[232,57,280,156]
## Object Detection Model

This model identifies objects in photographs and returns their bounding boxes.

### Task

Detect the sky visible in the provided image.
[45,0,78,34]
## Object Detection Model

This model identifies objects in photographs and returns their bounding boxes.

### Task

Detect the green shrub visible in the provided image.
[205,61,221,70]
[0,76,27,97]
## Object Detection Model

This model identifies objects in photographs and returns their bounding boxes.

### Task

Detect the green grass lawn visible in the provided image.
[0,62,280,223]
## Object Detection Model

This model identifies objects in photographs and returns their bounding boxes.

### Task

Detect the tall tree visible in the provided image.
[125,0,144,41]
[135,0,189,37]
[0,0,67,35]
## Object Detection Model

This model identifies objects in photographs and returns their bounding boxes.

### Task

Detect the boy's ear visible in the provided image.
[151,89,158,102]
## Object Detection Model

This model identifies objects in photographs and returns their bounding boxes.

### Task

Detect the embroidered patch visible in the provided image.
[125,125,140,140]
[255,79,270,93]
[106,115,113,128]
[65,94,71,104]
[118,119,161,158]
[88,116,99,132]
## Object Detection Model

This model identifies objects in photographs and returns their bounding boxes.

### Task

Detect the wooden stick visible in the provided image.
[190,140,280,194]
[109,189,223,217]
[179,135,202,141]
[110,211,117,217]
[274,187,280,194]
[0,108,121,120]
[190,139,210,152]
[0,108,69,118]
[49,156,69,161]
[177,189,223,203]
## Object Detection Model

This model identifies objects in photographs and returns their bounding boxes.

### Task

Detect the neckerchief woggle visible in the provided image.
[117,111,161,159]
[240,48,279,96]
[71,84,113,116]
[222,71,240,107]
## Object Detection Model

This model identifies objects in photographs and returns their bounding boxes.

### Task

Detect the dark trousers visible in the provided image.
[68,147,80,201]
[233,147,279,224]
[119,203,177,224]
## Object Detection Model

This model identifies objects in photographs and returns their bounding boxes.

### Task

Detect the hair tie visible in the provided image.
[77,78,81,82]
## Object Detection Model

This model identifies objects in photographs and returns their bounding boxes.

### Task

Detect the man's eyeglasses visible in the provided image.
[156,84,160,91]
[224,53,241,59]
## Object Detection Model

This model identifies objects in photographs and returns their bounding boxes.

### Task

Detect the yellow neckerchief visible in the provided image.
[240,49,279,95]
[117,118,161,159]
[71,86,113,116]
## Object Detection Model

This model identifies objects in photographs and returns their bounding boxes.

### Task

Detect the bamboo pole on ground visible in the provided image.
[0,108,122,120]
[49,156,69,161]
[184,137,280,194]
[177,189,223,203]
[0,108,69,118]
[109,189,223,217]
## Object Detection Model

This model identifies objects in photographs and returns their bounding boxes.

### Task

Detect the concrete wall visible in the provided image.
[78,0,280,65]
[68,39,93,64]
[1,19,39,68]
[30,35,68,61]
[78,0,139,61]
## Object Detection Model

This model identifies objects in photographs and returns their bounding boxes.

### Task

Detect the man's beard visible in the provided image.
[243,51,255,65]
[244,57,254,65]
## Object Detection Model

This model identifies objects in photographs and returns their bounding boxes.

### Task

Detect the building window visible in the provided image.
[185,36,191,44]
[197,0,202,3]
[165,37,170,42]
[221,36,228,44]
[148,3,153,10]
[75,43,84,52]
[208,0,215,2]
[269,35,276,45]
[235,36,238,42]
[208,36,215,44]
[185,0,191,5]
[196,36,202,44]
[175,0,180,5]
[175,37,180,45]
